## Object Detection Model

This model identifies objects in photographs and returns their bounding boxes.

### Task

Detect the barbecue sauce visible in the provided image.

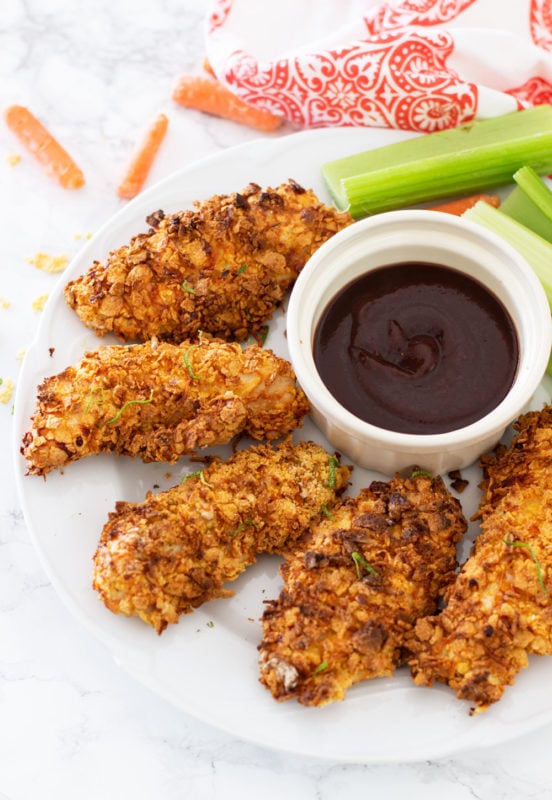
[313,263,519,435]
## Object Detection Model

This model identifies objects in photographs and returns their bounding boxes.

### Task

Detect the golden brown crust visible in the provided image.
[92,439,352,633]
[21,337,310,475]
[408,407,552,713]
[258,473,466,706]
[64,180,353,343]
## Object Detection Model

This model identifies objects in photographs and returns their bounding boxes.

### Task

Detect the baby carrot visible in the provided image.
[117,112,169,199]
[429,194,501,215]
[172,74,283,133]
[4,104,85,189]
[201,57,216,78]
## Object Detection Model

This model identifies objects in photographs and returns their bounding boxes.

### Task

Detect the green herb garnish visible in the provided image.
[106,389,154,425]
[84,386,105,413]
[236,264,248,275]
[181,280,196,294]
[84,387,95,413]
[183,346,201,381]
[247,325,270,347]
[206,620,215,628]
[503,536,548,594]
[232,519,258,536]
[180,469,213,488]
[352,551,378,580]
[320,504,334,519]
[181,470,203,483]
[410,469,432,479]
[314,660,329,674]
[326,456,340,488]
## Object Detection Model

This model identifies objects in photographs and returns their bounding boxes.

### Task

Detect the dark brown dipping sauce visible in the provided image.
[313,263,519,434]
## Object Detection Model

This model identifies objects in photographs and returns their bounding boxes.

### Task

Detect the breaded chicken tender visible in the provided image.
[258,472,466,706]
[21,337,310,476]
[93,439,351,633]
[408,407,552,713]
[64,180,353,343]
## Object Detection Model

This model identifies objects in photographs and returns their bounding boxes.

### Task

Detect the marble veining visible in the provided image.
[2,1,552,798]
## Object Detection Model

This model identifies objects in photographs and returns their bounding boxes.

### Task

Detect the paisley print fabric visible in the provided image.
[205,0,552,131]
[530,0,552,51]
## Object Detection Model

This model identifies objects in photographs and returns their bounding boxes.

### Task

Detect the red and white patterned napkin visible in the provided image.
[205,0,552,132]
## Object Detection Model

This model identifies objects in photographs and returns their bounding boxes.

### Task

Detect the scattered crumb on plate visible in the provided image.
[32,294,49,311]
[0,378,15,404]
[448,469,469,493]
[27,252,69,274]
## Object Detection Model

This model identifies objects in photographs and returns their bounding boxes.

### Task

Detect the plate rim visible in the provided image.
[13,125,552,764]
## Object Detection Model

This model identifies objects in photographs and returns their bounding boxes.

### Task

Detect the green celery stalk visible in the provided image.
[501,166,552,242]
[463,200,552,300]
[322,105,552,219]
[500,186,552,242]
[463,200,552,372]
[513,165,552,221]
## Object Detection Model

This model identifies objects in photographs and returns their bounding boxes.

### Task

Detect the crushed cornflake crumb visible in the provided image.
[0,296,11,309]
[0,378,14,404]
[448,469,469,493]
[7,153,21,166]
[32,294,49,311]
[26,252,69,274]
[16,347,26,361]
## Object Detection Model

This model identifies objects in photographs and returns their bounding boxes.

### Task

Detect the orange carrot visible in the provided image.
[172,74,283,133]
[202,57,216,78]
[117,112,169,199]
[429,193,500,215]
[4,105,85,189]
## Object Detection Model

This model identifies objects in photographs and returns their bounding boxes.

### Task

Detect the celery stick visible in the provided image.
[501,165,552,242]
[463,199,552,373]
[500,186,552,242]
[513,165,552,221]
[463,200,552,310]
[322,105,552,219]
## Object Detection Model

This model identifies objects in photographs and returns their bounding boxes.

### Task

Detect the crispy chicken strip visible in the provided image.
[21,337,310,476]
[408,407,552,713]
[258,472,466,706]
[92,439,351,633]
[64,180,353,343]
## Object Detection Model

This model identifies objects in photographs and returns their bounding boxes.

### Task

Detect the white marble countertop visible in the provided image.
[2,1,552,797]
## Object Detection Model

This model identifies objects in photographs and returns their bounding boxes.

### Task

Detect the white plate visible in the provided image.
[13,127,552,763]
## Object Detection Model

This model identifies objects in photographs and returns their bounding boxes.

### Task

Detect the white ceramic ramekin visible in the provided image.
[287,209,552,474]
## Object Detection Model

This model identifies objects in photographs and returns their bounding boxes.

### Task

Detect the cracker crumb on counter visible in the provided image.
[16,346,27,361]
[32,294,49,311]
[0,296,11,309]
[0,378,14,404]
[6,153,21,166]
[26,252,69,274]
